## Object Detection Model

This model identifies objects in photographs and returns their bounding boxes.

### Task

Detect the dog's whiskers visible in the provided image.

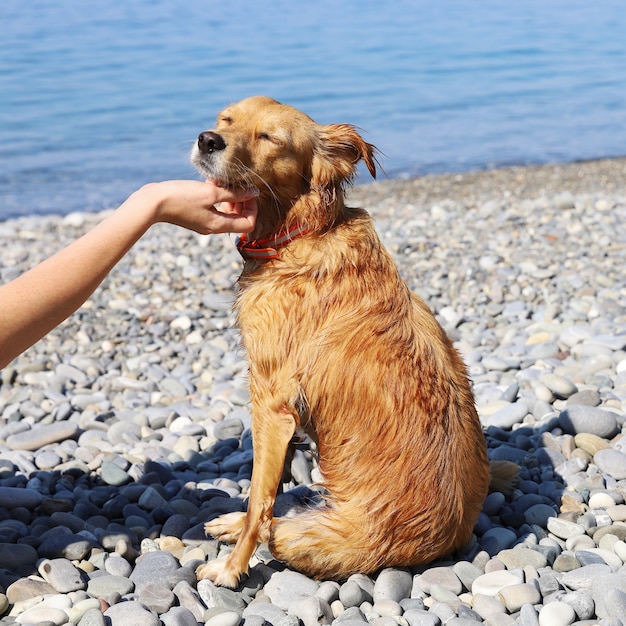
[228,158,283,228]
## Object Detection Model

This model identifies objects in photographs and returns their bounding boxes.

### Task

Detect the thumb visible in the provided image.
[219,197,258,218]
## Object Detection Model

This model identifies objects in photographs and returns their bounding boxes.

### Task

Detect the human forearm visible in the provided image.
[0,195,155,368]
[0,180,257,369]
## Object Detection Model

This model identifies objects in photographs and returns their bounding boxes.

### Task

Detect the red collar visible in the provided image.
[236,224,310,262]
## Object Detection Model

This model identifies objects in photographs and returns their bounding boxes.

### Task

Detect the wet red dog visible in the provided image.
[191,96,491,587]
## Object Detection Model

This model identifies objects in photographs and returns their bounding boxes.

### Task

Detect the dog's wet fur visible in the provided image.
[191,96,491,587]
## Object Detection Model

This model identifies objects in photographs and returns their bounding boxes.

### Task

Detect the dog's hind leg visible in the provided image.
[269,505,377,580]
[197,402,297,587]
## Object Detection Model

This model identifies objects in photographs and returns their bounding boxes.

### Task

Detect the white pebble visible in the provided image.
[539,601,576,626]
[472,570,523,596]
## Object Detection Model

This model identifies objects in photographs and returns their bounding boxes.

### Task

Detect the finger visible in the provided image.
[237,197,258,218]
[215,198,258,217]
[216,201,242,216]
[208,199,257,233]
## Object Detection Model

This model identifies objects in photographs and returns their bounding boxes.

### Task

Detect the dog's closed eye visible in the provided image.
[257,131,281,145]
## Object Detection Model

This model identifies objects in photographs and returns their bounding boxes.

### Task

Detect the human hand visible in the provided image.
[137,180,259,235]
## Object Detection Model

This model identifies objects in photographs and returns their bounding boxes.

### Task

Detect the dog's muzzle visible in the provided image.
[197,131,226,154]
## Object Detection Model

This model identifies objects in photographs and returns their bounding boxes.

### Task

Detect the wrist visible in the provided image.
[124,183,164,227]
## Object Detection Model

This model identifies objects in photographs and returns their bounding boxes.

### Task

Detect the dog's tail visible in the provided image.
[489,460,519,496]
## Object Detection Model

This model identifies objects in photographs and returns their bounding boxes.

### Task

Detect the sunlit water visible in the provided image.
[1,0,625,218]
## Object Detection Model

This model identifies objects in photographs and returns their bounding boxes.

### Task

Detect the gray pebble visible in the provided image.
[427,585,459,607]
[87,573,135,598]
[567,389,601,407]
[38,533,93,560]
[213,418,245,440]
[403,609,442,626]
[560,564,613,590]
[130,550,181,592]
[496,547,548,569]
[104,553,133,577]
[334,607,367,624]
[6,421,79,450]
[368,617,398,626]
[559,405,618,438]
[264,570,320,610]
[107,419,143,446]
[316,580,340,604]
[428,600,456,623]
[374,568,413,602]
[0,542,39,570]
[161,513,191,537]
[602,587,626,623]
[38,558,85,593]
[0,486,44,509]
[242,601,288,623]
[100,461,131,486]
[594,449,626,480]
[416,567,461,595]
[482,356,513,371]
[139,581,176,614]
[339,580,367,607]
[588,334,626,351]
[103,601,160,626]
[546,517,585,540]
[348,573,374,602]
[591,573,626,619]
[13,605,70,625]
[481,527,517,551]
[160,607,201,626]
[482,491,505,516]
[205,611,244,626]
[288,595,334,626]
[35,449,62,469]
[197,579,247,612]
[519,603,540,626]
[78,608,107,626]
[452,561,483,591]
[524,503,557,527]
[482,402,529,429]
[541,373,578,399]
[172,580,206,621]
[138,485,169,510]
[240,615,267,626]
[560,590,595,621]
[4,576,56,604]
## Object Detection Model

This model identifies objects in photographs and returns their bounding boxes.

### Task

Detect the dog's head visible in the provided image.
[191,96,377,237]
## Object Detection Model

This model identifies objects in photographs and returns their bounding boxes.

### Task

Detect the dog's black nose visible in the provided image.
[197,131,226,153]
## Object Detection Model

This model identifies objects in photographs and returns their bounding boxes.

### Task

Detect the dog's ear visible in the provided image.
[312,124,377,188]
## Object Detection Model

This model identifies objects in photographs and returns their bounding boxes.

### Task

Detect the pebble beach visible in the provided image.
[0,158,625,626]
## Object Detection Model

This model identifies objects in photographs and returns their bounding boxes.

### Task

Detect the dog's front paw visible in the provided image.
[204,511,247,543]
[196,558,243,588]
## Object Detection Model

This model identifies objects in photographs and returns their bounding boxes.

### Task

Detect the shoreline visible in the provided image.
[2,156,626,227]
[349,156,626,209]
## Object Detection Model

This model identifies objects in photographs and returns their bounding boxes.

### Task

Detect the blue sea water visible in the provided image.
[1,0,626,219]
